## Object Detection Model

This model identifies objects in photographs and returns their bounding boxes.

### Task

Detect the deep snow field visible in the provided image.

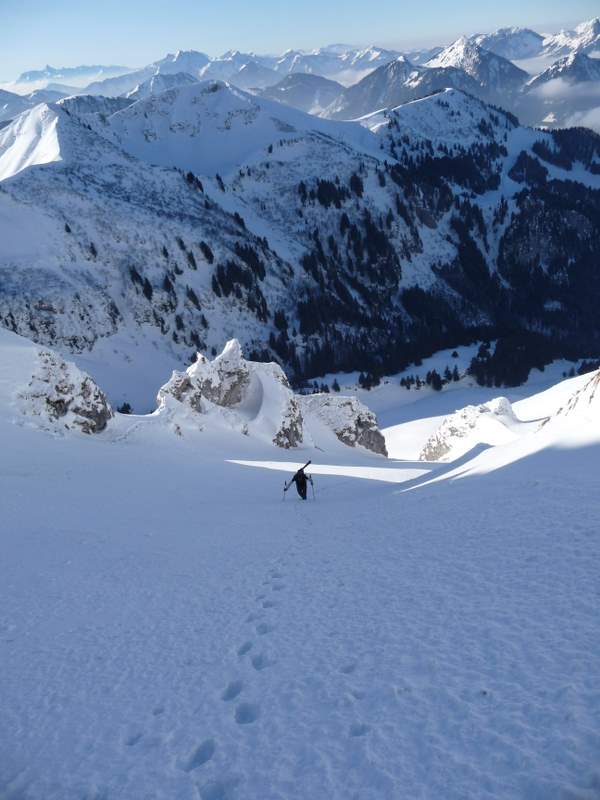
[1,337,600,800]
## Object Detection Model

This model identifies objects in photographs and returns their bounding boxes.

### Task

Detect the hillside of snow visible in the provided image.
[1,327,599,799]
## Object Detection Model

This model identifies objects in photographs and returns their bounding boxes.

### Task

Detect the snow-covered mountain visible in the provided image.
[231,60,280,90]
[1,84,599,409]
[82,51,211,97]
[259,74,345,115]
[0,87,68,124]
[125,72,199,101]
[470,27,544,60]
[9,63,130,93]
[526,51,600,89]
[542,17,600,57]
[0,89,31,123]
[6,21,600,130]
[426,38,529,96]
[84,67,157,98]
[155,50,211,77]
[325,57,481,120]
[203,45,399,88]
[518,52,600,128]
[102,80,374,176]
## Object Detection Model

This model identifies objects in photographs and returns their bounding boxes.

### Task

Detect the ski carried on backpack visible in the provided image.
[283,461,313,501]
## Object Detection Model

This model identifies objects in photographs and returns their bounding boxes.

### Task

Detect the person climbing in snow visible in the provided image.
[285,461,312,501]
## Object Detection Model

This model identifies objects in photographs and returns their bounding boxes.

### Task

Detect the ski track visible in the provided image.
[1,429,600,799]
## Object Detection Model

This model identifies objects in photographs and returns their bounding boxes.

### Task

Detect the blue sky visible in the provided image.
[1,0,598,79]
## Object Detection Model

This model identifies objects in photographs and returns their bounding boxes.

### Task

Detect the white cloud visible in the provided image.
[565,105,600,132]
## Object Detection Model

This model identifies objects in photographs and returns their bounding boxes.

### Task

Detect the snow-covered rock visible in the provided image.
[300,394,387,456]
[18,347,113,434]
[157,340,388,453]
[158,339,304,448]
[420,397,521,462]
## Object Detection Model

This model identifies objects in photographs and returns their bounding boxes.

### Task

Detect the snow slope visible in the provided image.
[0,104,64,181]
[1,331,599,800]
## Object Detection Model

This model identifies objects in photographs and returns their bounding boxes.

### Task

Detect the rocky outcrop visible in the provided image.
[300,394,388,456]
[19,349,113,434]
[158,340,388,453]
[420,397,516,461]
[158,339,303,448]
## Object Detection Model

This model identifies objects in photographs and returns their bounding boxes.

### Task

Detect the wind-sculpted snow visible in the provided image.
[158,339,304,448]
[157,340,387,452]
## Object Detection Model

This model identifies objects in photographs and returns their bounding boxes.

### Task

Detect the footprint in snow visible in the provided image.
[235,703,260,725]
[180,738,216,772]
[271,584,285,592]
[256,622,273,636]
[262,600,276,609]
[251,653,271,671]
[237,641,253,657]
[200,776,240,800]
[340,662,357,675]
[221,680,243,702]
[349,723,370,738]
[125,732,143,747]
